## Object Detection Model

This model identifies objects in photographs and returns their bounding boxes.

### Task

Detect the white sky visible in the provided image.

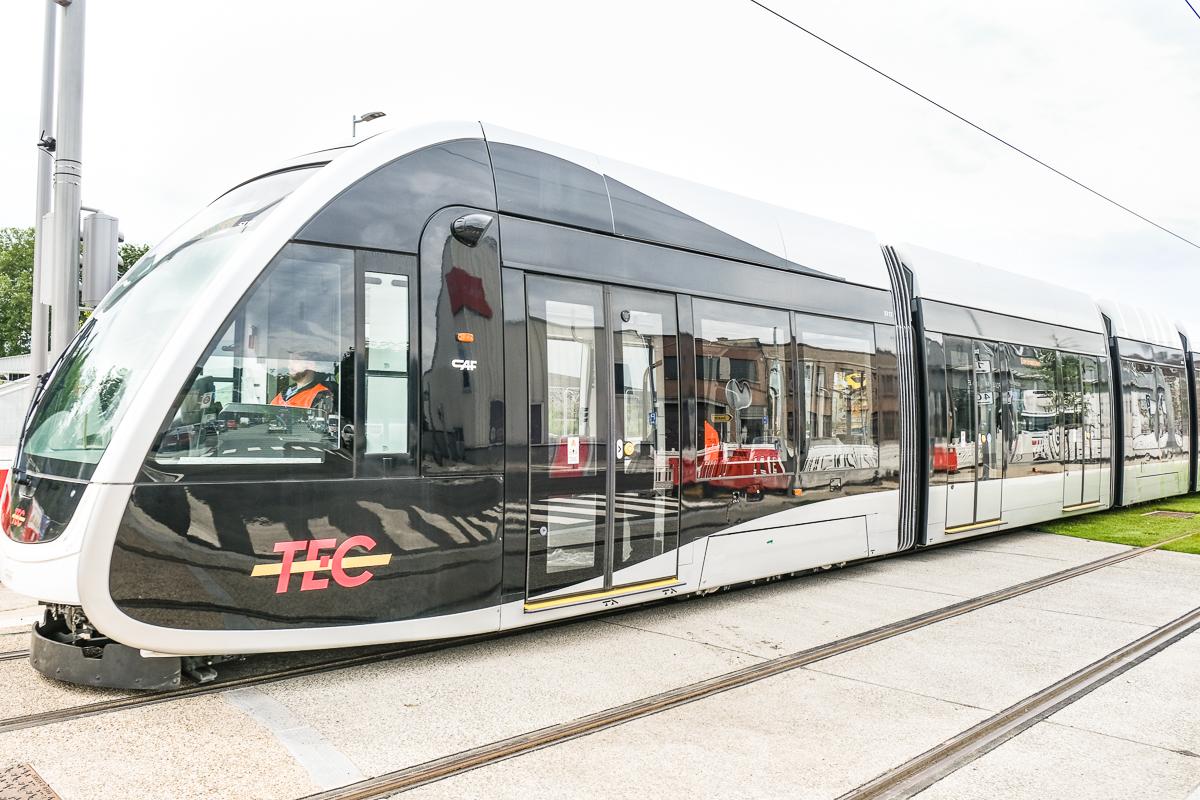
[1,0,1197,329]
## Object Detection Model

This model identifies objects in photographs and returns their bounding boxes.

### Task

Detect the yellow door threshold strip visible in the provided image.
[525,577,680,612]
[945,518,1004,535]
[1062,501,1102,513]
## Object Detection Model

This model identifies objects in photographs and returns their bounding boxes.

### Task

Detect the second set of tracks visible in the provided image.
[0,532,1194,799]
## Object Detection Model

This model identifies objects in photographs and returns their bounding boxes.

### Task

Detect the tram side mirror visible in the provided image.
[451,213,494,247]
[341,423,356,447]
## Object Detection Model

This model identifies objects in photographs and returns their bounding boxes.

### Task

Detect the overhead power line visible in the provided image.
[747,0,1200,252]
[1186,0,1200,22]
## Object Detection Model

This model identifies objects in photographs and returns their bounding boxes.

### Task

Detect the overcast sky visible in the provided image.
[1,0,1197,327]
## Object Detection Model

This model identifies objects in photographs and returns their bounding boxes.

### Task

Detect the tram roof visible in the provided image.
[893,243,1106,335]
[257,121,892,291]
[1097,298,1188,350]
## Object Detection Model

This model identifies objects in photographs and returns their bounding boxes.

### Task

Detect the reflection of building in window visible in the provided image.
[693,299,791,479]
[799,315,876,474]
[1007,345,1059,469]
[543,300,597,440]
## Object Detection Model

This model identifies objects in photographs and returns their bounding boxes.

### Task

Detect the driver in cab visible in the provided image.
[272,356,333,410]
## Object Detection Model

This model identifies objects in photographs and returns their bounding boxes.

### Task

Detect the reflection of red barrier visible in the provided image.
[933,444,957,473]
[697,444,789,492]
[550,437,590,479]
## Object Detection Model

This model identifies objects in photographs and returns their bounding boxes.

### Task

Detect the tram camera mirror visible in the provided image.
[451,213,494,247]
[620,309,631,323]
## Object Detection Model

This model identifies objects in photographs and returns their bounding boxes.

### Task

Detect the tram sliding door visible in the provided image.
[525,275,680,602]
[945,336,1005,531]
[1062,354,1103,509]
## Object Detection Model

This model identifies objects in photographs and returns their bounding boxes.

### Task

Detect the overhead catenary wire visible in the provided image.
[746,0,1200,252]
[1186,0,1200,22]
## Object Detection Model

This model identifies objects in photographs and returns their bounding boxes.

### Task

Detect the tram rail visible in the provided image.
[0,648,29,662]
[292,532,1194,800]
[839,604,1200,799]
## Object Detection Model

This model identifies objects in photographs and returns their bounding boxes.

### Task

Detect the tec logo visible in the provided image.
[250,535,392,594]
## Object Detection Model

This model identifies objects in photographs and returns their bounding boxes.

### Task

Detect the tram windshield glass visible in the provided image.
[21,167,321,480]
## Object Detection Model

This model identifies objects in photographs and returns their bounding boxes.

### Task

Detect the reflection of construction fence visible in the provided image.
[802,441,878,472]
[0,379,32,449]
[698,443,786,479]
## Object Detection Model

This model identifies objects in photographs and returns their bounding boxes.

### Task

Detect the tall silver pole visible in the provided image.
[49,0,85,361]
[30,0,57,380]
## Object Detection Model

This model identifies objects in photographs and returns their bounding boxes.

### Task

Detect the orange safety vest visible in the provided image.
[271,382,330,409]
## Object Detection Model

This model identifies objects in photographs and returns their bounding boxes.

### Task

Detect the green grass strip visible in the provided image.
[1041,492,1200,554]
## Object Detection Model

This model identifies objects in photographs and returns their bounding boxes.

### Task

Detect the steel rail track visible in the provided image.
[296,533,1194,800]
[0,649,30,662]
[839,604,1200,799]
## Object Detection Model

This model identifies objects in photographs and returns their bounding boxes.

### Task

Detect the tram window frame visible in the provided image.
[796,314,879,476]
[1005,343,1064,477]
[358,249,420,477]
[141,242,420,483]
[691,299,795,481]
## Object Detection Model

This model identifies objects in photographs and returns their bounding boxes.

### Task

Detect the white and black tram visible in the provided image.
[0,122,1194,688]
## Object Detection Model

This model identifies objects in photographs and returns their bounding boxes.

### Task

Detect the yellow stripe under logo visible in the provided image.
[250,554,392,578]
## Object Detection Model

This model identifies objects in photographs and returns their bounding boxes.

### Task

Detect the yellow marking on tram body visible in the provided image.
[524,577,680,612]
[944,518,1004,535]
[1062,501,1102,513]
[250,554,393,577]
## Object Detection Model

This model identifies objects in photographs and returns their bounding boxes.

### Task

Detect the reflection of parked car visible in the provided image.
[160,426,193,452]
[267,416,288,434]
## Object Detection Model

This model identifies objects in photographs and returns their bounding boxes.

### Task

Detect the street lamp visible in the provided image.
[352,110,387,138]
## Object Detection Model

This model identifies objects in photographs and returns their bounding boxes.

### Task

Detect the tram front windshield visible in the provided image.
[21,167,321,481]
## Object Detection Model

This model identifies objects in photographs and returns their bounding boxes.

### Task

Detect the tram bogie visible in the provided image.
[1,121,1195,688]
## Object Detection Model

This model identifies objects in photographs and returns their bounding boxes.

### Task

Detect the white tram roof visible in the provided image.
[481,125,892,291]
[260,122,891,291]
[893,243,1105,334]
[1097,298,1187,350]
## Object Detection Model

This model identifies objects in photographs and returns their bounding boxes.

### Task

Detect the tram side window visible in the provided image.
[1160,367,1190,457]
[1006,345,1061,476]
[693,299,793,479]
[797,315,877,473]
[149,243,355,478]
[1124,359,1160,461]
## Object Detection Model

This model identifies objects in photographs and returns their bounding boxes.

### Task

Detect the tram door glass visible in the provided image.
[1059,354,1105,507]
[944,336,1004,528]
[1079,355,1104,504]
[526,276,679,599]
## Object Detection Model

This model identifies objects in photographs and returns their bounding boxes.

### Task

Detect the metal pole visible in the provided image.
[30,0,56,380]
[49,0,85,361]
[352,115,357,138]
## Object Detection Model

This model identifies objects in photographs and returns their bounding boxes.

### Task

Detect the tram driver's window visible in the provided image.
[693,299,793,480]
[150,243,354,476]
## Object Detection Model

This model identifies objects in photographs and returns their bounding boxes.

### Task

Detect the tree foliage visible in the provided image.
[0,227,35,358]
[119,242,150,277]
[0,226,151,360]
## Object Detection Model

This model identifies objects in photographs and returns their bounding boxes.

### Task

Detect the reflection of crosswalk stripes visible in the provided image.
[529,493,679,526]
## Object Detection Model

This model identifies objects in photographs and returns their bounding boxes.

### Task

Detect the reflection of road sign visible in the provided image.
[711,413,732,423]
[200,392,213,408]
[976,360,992,373]
[844,373,862,390]
[977,391,994,404]
[647,410,656,427]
